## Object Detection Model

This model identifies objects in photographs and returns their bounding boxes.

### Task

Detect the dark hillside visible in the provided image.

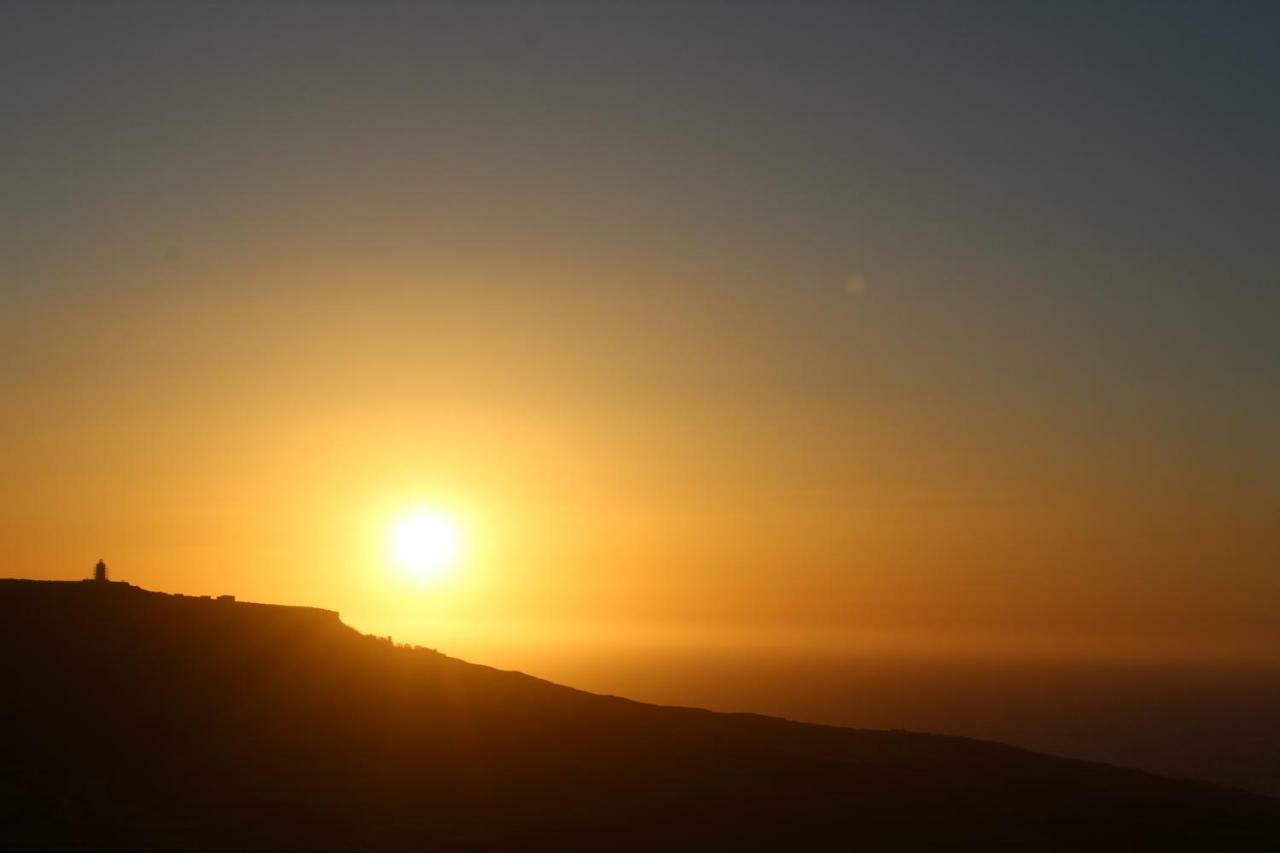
[3,579,1279,850]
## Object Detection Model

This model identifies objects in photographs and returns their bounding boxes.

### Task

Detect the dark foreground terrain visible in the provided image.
[3,579,1280,850]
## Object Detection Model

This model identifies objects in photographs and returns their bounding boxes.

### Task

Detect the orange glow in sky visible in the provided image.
[2,3,1278,674]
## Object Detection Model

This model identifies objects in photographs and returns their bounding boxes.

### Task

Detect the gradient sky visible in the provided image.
[3,2,1278,662]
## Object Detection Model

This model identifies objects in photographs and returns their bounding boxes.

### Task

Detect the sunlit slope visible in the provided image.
[3,579,1279,851]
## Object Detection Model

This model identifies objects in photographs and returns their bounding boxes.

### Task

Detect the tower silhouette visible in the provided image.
[93,559,108,583]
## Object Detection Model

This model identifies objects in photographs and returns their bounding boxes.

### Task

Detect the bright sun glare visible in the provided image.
[390,511,461,581]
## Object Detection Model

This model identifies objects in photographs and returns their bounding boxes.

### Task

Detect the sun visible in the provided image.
[390,510,461,580]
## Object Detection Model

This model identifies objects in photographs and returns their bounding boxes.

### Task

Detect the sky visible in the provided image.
[3,2,1278,665]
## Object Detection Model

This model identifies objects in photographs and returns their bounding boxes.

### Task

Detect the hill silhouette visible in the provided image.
[3,579,1279,851]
